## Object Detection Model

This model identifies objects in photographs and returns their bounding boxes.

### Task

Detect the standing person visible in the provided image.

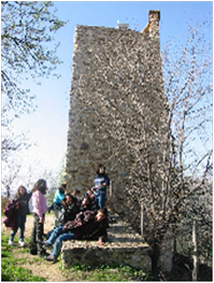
[29,179,48,257]
[48,183,66,229]
[92,164,110,209]
[8,185,33,247]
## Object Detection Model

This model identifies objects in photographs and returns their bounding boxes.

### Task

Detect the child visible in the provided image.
[29,179,47,257]
[48,183,66,229]
[8,185,33,246]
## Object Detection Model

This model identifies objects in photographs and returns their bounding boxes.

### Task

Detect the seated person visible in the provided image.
[72,189,82,207]
[43,208,109,262]
[48,183,66,228]
[60,194,80,224]
[79,196,93,212]
[46,193,80,240]
[85,189,97,210]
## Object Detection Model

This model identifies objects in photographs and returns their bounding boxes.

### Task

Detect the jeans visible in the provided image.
[94,192,99,209]
[46,225,64,245]
[46,229,54,240]
[46,225,75,258]
[94,187,106,209]
[10,214,26,242]
[98,191,106,208]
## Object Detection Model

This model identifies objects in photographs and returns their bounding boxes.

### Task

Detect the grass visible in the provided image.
[1,233,46,281]
[1,230,151,281]
[59,263,151,281]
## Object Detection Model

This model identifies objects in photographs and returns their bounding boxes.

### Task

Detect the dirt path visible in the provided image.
[14,251,69,281]
[2,212,145,281]
[2,214,70,282]
[2,213,56,238]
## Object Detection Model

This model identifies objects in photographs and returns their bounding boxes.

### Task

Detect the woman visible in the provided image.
[8,185,33,247]
[29,179,47,257]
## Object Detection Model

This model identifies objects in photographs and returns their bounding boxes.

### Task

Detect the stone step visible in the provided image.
[61,212,151,270]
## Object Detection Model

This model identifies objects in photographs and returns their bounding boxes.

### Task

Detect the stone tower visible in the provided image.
[65,10,168,215]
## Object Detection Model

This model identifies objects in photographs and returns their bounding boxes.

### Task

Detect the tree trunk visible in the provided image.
[141,203,144,240]
[173,237,177,253]
[192,220,198,281]
[159,228,173,273]
[6,185,10,200]
[151,239,160,280]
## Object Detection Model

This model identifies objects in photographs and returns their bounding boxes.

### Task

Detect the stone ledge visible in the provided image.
[61,241,151,270]
[61,213,152,270]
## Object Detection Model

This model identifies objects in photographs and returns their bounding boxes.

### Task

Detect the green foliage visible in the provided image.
[1,1,67,118]
[63,263,151,281]
[1,232,46,281]
[1,230,151,282]
[1,1,67,161]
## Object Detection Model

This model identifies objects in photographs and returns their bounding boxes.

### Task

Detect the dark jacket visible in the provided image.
[16,192,32,215]
[94,174,110,194]
[62,210,109,241]
[59,202,80,225]
[3,200,19,230]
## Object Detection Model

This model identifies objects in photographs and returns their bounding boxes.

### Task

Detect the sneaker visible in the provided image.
[45,254,57,262]
[8,240,14,246]
[19,240,25,247]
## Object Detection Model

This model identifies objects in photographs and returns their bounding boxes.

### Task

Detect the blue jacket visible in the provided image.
[94,174,110,194]
[53,189,65,204]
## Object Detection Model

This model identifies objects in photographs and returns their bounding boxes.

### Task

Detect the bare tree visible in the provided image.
[1,157,22,199]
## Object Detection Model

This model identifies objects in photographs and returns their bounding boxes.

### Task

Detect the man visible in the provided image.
[43,208,109,262]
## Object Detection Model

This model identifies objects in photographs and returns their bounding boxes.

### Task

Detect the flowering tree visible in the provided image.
[1,1,66,159]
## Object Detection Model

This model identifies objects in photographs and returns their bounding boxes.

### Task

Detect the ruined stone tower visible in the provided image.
[65,10,168,215]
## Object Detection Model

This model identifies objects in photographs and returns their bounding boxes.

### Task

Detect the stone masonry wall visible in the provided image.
[61,212,152,270]
[65,11,168,215]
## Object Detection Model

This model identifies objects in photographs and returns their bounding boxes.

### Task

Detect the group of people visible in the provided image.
[3,164,110,262]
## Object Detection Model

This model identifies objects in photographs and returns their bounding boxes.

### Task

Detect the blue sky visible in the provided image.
[10,1,212,188]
